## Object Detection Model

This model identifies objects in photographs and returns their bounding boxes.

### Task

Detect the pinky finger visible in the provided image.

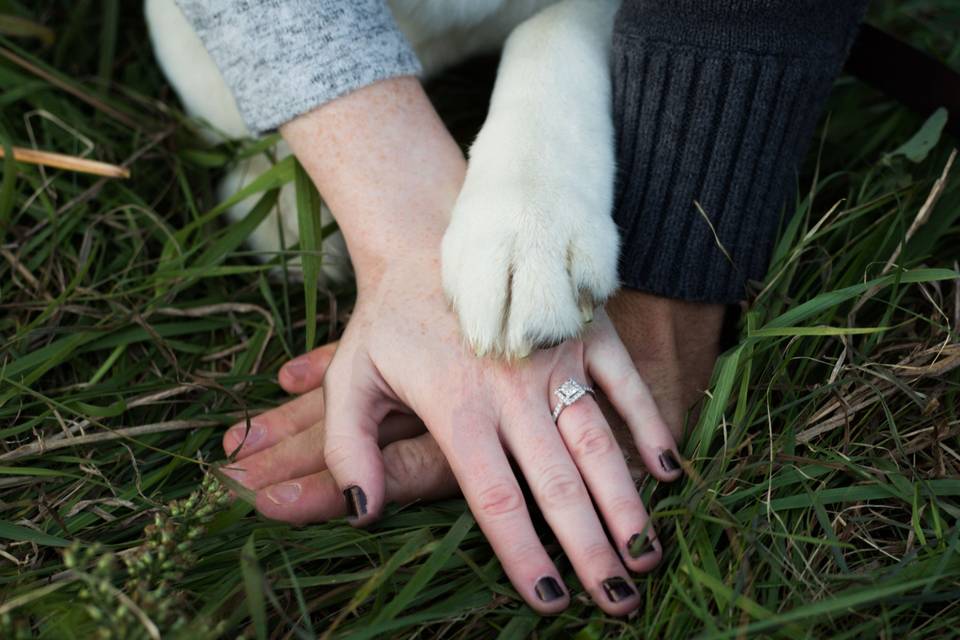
[586,323,683,482]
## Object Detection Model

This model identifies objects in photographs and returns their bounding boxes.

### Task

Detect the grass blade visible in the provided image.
[241,534,268,640]
[294,160,323,351]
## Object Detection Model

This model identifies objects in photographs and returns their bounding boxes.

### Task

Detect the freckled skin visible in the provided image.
[281,78,464,292]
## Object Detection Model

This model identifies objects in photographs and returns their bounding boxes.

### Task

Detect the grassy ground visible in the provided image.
[1,1,959,638]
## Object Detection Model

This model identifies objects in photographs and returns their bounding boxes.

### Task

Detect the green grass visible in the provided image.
[1,1,959,638]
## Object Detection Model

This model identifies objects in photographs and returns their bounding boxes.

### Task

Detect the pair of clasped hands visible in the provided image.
[221,77,724,616]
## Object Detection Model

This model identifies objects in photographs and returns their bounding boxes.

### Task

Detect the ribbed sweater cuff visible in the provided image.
[612,3,867,303]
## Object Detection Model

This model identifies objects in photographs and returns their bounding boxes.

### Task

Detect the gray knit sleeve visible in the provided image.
[174,0,422,135]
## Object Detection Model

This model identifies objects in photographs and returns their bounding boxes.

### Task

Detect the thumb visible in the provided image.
[322,351,388,526]
[279,341,339,394]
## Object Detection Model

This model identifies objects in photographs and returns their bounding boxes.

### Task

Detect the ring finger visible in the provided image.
[552,375,662,572]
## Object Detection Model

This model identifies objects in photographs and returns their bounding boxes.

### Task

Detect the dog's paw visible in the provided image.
[441,178,619,359]
[440,0,620,358]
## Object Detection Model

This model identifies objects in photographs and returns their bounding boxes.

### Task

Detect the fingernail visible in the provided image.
[659,450,681,473]
[221,466,247,485]
[628,531,654,558]
[602,576,637,602]
[266,482,301,505]
[534,576,565,602]
[343,485,367,518]
[282,356,311,382]
[226,421,266,451]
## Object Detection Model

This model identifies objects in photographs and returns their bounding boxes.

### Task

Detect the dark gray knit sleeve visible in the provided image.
[611,0,869,303]
[174,0,421,135]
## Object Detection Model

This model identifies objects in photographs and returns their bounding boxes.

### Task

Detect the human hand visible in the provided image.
[244,287,725,526]
[221,342,458,525]
[318,249,683,615]
[606,290,726,441]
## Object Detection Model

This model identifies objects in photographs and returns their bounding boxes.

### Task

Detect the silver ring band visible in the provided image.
[551,378,595,422]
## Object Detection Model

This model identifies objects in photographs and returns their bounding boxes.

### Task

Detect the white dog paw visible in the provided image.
[441,181,619,359]
[440,0,620,359]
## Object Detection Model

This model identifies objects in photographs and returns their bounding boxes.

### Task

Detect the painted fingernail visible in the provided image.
[282,356,311,382]
[602,577,637,602]
[659,450,681,473]
[343,485,367,518]
[226,421,266,451]
[534,576,565,602]
[628,531,654,558]
[266,482,301,505]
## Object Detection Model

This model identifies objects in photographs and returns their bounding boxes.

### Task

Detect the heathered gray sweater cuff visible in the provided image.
[175,0,422,135]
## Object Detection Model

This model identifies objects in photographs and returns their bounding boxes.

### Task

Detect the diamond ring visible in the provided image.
[551,378,595,422]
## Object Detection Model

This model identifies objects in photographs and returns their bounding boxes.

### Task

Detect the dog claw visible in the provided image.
[580,302,594,324]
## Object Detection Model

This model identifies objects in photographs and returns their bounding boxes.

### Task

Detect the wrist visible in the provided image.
[607,290,725,364]
[279,77,466,284]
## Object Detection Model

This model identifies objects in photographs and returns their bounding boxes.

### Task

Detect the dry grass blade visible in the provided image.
[851,148,958,317]
[0,146,130,178]
[1,420,219,461]
[0,46,139,129]
[883,148,957,274]
[798,343,960,443]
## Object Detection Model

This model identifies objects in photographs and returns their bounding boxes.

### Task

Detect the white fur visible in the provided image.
[442,0,620,357]
[146,0,621,356]
[144,0,248,141]
[144,0,351,282]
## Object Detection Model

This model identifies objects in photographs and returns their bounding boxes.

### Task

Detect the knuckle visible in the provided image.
[608,495,643,519]
[475,481,525,518]
[582,542,620,571]
[507,540,547,567]
[385,439,431,484]
[322,436,355,471]
[571,426,615,459]
[536,465,586,510]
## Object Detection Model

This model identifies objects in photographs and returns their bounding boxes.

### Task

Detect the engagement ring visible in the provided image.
[551,378,595,422]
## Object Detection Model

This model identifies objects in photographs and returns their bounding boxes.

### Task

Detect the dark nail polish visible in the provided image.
[343,485,367,518]
[628,531,654,558]
[534,576,564,602]
[602,576,637,602]
[659,450,681,473]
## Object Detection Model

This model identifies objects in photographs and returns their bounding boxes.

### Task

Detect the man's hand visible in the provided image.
[222,343,457,526]
[607,290,725,441]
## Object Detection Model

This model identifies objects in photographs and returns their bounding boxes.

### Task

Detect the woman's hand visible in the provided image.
[317,245,680,614]
[226,304,684,616]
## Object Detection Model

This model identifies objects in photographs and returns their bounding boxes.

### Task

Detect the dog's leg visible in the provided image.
[144,0,249,140]
[441,0,621,358]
